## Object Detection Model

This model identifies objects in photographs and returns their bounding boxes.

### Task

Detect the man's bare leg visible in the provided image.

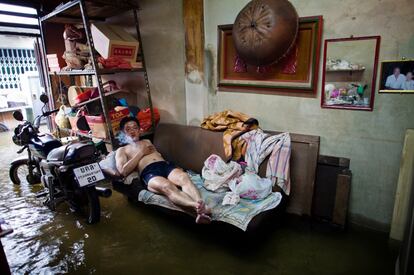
[168,169,201,201]
[147,176,197,209]
[147,176,211,224]
[168,169,211,215]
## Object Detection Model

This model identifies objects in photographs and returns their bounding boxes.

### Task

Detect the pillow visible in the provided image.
[99,151,141,184]
[99,151,121,178]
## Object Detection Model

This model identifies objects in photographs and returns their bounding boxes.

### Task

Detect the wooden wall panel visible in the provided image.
[390,129,414,240]
[183,0,204,82]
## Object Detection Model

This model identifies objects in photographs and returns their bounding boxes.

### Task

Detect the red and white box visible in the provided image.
[91,23,139,63]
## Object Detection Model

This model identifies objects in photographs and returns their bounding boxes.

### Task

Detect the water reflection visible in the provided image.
[0,129,396,275]
[0,130,89,274]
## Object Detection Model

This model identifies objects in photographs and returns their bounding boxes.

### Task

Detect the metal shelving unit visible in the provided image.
[39,0,155,149]
[48,67,145,76]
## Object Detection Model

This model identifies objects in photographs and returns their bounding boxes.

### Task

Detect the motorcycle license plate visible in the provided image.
[73,163,105,187]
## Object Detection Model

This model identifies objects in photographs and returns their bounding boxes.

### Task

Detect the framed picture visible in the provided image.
[217,15,323,94]
[321,36,381,111]
[379,60,414,93]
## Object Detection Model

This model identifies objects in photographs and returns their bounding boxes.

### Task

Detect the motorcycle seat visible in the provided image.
[29,134,62,158]
[47,142,96,164]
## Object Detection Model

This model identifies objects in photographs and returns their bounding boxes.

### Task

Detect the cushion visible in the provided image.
[99,151,121,178]
[232,0,299,66]
[99,151,140,185]
[153,124,227,174]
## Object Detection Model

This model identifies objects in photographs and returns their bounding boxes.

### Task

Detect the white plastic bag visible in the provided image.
[54,105,71,129]
[223,171,273,205]
[202,154,242,192]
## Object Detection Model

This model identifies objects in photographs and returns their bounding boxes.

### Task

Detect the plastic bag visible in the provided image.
[225,171,272,204]
[137,108,160,131]
[54,105,71,129]
[202,154,242,192]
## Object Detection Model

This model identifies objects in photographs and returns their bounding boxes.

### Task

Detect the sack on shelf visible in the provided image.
[55,105,71,129]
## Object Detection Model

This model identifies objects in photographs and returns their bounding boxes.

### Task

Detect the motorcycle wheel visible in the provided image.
[9,159,41,185]
[72,187,101,224]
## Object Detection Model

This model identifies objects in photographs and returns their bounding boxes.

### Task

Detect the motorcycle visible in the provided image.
[9,94,111,224]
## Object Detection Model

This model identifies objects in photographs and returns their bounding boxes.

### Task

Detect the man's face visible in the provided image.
[394,68,400,76]
[123,121,140,141]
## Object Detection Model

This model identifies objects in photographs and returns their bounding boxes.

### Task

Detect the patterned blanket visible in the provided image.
[138,172,282,231]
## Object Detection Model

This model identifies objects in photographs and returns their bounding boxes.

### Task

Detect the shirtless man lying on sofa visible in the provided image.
[115,117,211,224]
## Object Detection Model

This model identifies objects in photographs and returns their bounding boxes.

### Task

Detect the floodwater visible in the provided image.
[0,129,397,274]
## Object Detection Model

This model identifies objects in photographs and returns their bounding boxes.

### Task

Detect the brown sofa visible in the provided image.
[114,123,320,228]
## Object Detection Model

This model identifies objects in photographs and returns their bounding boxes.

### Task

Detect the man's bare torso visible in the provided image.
[122,140,164,172]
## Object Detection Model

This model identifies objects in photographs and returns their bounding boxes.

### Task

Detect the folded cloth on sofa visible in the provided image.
[138,172,282,231]
[201,154,242,192]
[200,110,259,160]
[241,129,291,195]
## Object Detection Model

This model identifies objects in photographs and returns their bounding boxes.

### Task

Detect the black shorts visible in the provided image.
[140,161,177,185]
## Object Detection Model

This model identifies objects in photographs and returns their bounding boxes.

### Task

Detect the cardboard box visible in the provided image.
[109,108,130,135]
[91,23,139,62]
[85,108,130,139]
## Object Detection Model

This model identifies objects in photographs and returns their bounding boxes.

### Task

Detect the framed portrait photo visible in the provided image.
[379,60,414,93]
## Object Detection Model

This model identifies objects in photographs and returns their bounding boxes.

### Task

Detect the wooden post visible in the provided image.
[183,0,204,83]
[333,173,352,226]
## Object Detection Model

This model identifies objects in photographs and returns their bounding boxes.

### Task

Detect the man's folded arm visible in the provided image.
[116,148,144,177]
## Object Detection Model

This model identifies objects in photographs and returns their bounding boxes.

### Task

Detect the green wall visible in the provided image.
[138,0,414,231]
[199,0,414,230]
[137,0,187,125]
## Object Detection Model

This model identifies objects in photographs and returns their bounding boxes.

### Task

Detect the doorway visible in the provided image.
[0,43,44,128]
[0,2,44,131]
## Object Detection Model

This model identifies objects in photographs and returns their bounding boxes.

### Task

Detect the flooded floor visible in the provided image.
[0,130,398,274]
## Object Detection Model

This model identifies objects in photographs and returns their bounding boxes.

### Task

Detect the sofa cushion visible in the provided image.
[154,124,226,173]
